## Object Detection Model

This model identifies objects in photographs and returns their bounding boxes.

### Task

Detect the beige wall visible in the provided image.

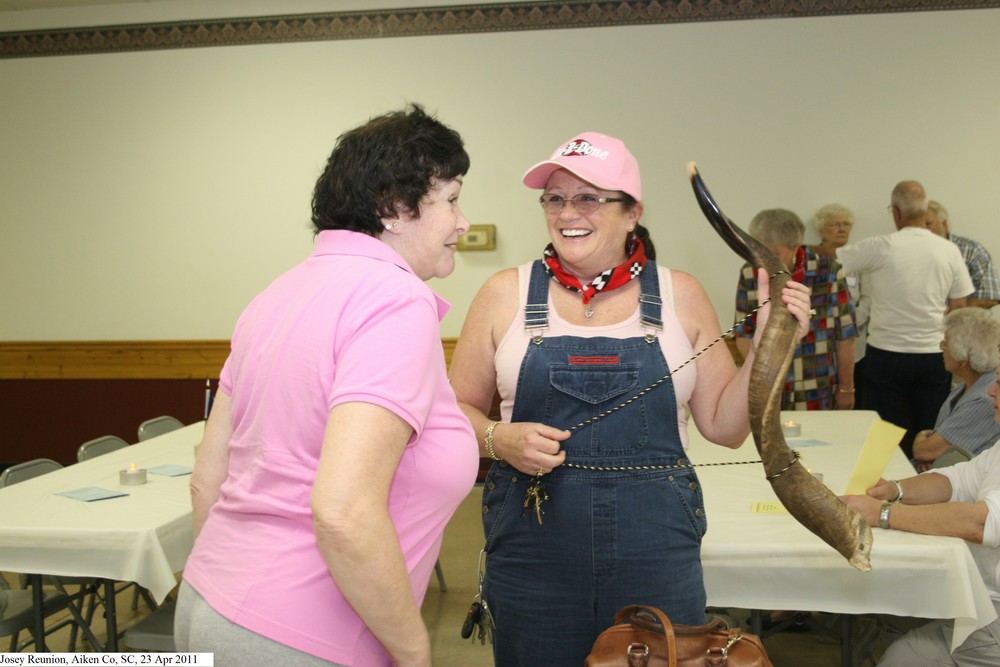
[2,3,999,340]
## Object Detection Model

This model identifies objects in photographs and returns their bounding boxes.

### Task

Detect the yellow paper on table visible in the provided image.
[751,501,788,514]
[843,419,906,495]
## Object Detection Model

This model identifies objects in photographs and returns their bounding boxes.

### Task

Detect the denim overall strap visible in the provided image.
[637,260,663,334]
[523,260,549,341]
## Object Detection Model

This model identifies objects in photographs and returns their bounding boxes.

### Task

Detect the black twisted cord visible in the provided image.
[560,301,773,472]
[564,298,771,434]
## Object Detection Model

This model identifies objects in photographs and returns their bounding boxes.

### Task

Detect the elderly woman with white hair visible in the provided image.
[810,203,871,408]
[810,203,855,258]
[912,307,1000,471]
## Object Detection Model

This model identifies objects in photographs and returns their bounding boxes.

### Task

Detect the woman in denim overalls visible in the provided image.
[450,132,812,667]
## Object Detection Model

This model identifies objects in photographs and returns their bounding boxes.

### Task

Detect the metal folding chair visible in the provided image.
[77,435,129,462]
[137,416,185,442]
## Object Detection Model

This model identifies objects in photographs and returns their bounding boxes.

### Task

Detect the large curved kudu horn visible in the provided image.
[687,162,873,572]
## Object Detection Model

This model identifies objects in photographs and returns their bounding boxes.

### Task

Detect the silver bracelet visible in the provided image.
[890,479,904,504]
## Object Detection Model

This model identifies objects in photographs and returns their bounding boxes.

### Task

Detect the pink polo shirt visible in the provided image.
[183,230,478,666]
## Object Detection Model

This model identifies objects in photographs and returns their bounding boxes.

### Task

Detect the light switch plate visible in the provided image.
[457,224,496,251]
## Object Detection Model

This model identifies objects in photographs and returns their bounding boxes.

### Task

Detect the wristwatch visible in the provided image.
[879,501,892,530]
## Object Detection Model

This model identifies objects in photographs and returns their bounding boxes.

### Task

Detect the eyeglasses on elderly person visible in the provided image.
[539,193,625,214]
[825,220,854,229]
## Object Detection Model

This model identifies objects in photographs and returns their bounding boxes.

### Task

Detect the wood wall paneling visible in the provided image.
[0,339,454,466]
[0,341,230,466]
[0,378,216,467]
[0,340,231,380]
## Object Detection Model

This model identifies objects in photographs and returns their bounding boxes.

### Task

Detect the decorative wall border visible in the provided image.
[2,0,997,59]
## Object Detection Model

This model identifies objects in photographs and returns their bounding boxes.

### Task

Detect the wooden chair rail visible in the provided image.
[0,341,232,380]
[0,339,462,380]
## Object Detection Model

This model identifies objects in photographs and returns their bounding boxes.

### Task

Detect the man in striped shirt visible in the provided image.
[927,200,1000,310]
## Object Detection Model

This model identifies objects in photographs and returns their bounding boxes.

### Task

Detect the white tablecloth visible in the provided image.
[692,410,996,651]
[0,421,203,602]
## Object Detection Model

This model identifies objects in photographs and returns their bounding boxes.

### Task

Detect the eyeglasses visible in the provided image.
[826,221,853,230]
[539,193,625,214]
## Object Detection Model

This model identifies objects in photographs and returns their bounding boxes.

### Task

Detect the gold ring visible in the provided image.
[536,467,544,476]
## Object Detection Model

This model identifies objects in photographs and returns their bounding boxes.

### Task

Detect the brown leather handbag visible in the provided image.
[585,605,774,667]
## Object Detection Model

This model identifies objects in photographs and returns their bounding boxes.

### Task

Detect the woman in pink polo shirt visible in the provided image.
[176,105,479,667]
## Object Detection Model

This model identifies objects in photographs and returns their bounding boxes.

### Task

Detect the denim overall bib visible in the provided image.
[482,261,708,667]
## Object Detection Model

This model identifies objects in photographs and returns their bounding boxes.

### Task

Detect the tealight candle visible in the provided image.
[119,463,147,486]
[781,420,801,437]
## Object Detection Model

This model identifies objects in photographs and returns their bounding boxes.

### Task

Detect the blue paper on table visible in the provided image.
[56,487,129,502]
[785,438,830,448]
[147,464,193,477]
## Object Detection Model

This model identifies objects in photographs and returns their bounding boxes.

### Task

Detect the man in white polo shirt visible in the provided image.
[837,180,973,456]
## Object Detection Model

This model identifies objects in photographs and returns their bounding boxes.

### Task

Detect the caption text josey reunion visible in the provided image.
[0,654,213,666]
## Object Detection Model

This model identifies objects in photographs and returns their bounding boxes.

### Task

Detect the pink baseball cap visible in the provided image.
[522,131,642,200]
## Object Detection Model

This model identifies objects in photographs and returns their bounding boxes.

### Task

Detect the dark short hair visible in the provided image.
[311,104,470,236]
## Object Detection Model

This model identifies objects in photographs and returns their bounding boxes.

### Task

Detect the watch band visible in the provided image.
[879,501,892,530]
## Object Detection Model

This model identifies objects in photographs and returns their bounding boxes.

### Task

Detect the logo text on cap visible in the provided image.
[555,139,609,160]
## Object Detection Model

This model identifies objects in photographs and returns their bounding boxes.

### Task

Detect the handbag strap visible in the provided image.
[672,617,729,636]
[613,605,678,666]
